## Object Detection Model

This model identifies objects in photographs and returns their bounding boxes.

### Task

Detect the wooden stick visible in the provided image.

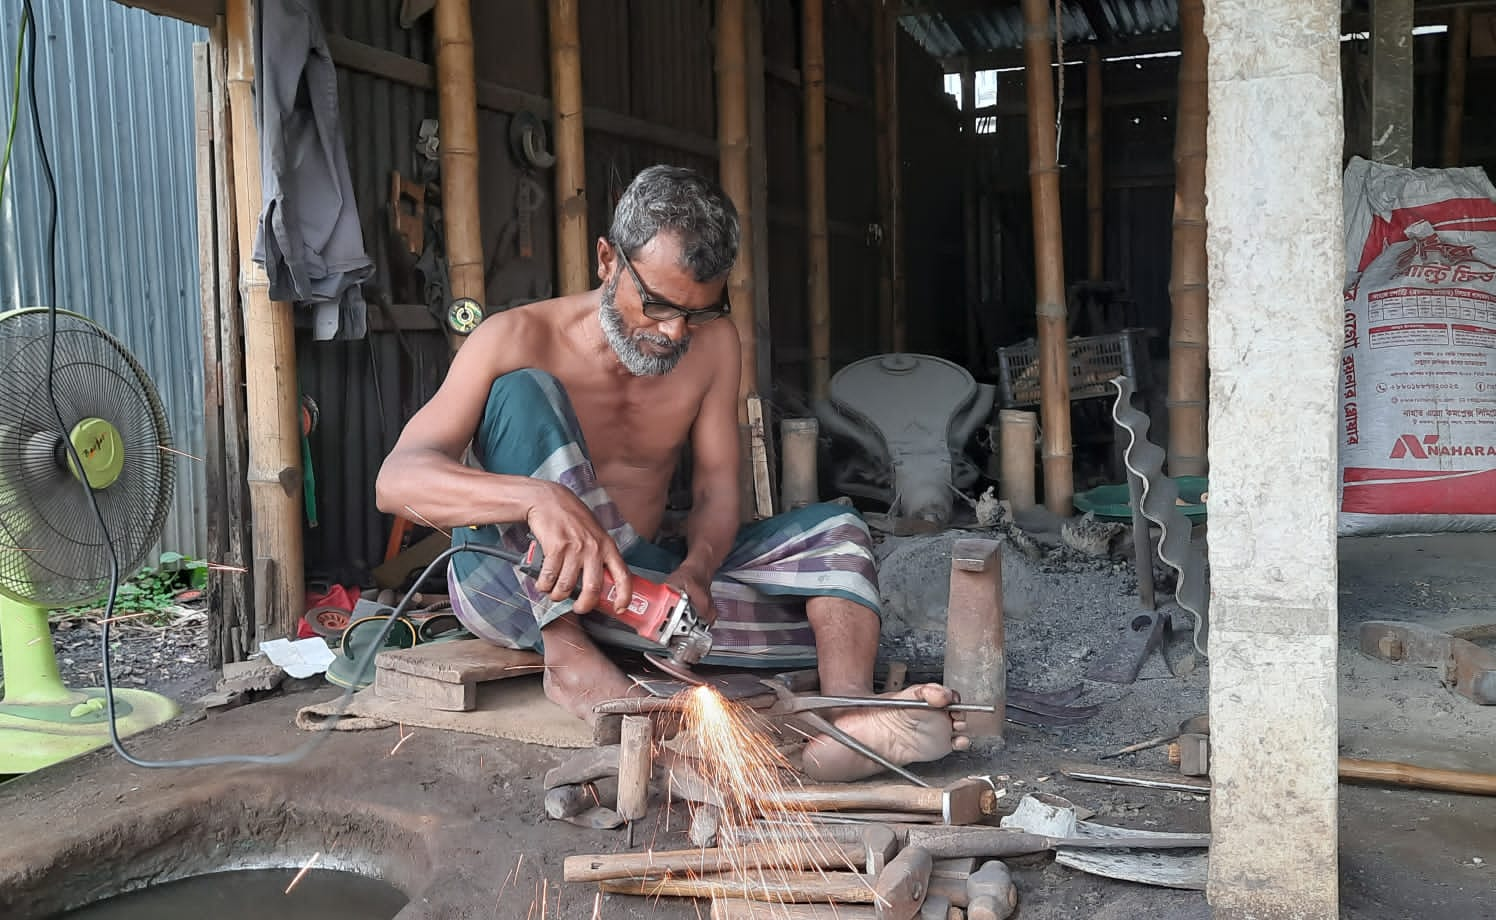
[1021,0,1074,514]
[873,1,895,352]
[192,41,228,670]
[711,901,876,920]
[226,0,304,643]
[1443,7,1470,168]
[617,715,653,822]
[1166,0,1209,477]
[433,0,483,350]
[961,65,980,371]
[548,0,589,296]
[565,840,863,883]
[802,0,831,400]
[1086,46,1104,281]
[599,871,877,903]
[1339,757,1496,797]
[209,18,254,661]
[718,0,758,417]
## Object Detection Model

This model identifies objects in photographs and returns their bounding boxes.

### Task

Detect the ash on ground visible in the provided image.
[870,514,1209,759]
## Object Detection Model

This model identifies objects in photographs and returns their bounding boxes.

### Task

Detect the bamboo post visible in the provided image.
[886,10,904,353]
[803,0,831,400]
[434,0,483,349]
[998,409,1037,512]
[718,0,757,412]
[1021,0,1074,515]
[1167,0,1209,477]
[962,65,981,370]
[549,0,589,295]
[874,0,896,352]
[1443,8,1470,167]
[226,0,305,643]
[1087,46,1104,281]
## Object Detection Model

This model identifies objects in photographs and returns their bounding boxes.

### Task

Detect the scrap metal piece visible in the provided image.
[1360,620,1496,705]
[1086,610,1170,684]
[1110,376,1210,657]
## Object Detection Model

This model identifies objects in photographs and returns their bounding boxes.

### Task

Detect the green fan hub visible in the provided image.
[67,417,125,489]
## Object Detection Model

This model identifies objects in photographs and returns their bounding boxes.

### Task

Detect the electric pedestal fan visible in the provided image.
[0,307,180,774]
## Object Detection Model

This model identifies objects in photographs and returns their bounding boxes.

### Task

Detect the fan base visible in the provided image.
[0,687,179,774]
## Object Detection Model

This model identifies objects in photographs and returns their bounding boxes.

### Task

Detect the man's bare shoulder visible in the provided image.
[459,295,589,375]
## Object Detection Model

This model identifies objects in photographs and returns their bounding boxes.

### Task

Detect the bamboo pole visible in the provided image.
[225,0,305,643]
[718,0,757,414]
[1167,0,1209,477]
[1443,8,1470,168]
[874,0,895,352]
[433,0,483,349]
[1087,45,1104,281]
[886,9,904,353]
[803,0,831,400]
[1021,0,1074,514]
[549,0,589,296]
[962,66,981,370]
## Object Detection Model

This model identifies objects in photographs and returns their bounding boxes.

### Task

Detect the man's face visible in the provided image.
[598,235,729,377]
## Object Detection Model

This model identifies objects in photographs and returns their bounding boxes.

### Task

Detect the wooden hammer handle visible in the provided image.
[566,840,863,882]
[599,872,878,903]
[757,783,942,813]
[1339,757,1496,796]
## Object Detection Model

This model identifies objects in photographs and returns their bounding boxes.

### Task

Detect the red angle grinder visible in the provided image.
[516,540,713,680]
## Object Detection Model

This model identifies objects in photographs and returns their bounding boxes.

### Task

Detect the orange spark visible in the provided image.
[284,851,321,894]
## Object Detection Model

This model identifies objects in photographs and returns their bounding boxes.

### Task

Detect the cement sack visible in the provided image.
[1339,158,1496,535]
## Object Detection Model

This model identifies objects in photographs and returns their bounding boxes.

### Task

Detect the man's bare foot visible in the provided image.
[539,617,642,725]
[798,683,971,782]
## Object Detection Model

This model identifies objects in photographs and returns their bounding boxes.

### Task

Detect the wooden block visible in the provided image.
[375,639,544,683]
[374,668,473,711]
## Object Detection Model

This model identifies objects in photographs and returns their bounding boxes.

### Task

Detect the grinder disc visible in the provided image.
[643,651,704,685]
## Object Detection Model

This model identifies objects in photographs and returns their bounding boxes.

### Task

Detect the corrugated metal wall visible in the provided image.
[0,2,208,558]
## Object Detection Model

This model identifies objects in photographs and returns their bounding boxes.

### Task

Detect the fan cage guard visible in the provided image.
[0,308,175,609]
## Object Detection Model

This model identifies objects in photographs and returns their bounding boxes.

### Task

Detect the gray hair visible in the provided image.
[608,165,740,282]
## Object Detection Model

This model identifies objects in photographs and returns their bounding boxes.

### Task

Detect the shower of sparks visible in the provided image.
[591,891,602,919]
[159,444,204,462]
[672,684,872,908]
[389,724,417,756]
[284,851,322,894]
[98,610,157,626]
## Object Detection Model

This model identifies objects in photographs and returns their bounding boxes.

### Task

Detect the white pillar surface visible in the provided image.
[1203,0,1343,917]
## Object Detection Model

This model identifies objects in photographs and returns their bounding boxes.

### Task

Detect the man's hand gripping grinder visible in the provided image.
[519,541,712,680]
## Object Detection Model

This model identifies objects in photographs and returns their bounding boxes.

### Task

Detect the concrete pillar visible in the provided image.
[1203,1,1342,917]
[1370,0,1413,166]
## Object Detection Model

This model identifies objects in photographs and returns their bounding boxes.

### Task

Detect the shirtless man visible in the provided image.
[375,165,969,780]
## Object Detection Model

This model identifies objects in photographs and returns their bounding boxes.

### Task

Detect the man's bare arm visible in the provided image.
[676,323,744,589]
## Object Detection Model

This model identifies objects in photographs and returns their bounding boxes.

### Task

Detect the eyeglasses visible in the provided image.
[611,240,731,326]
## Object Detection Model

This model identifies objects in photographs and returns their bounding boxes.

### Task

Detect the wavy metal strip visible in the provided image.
[1110,376,1210,658]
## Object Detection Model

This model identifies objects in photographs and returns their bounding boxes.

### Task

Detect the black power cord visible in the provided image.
[16,0,523,769]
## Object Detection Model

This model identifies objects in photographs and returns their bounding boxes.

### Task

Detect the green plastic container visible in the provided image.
[1073,475,1210,522]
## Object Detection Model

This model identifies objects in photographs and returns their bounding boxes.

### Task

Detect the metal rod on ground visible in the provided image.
[1127,470,1156,609]
[617,715,652,847]
[548,0,589,296]
[1021,0,1074,514]
[433,0,483,351]
[998,410,1037,512]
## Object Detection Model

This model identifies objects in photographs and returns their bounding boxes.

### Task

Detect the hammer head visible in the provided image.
[942,777,995,825]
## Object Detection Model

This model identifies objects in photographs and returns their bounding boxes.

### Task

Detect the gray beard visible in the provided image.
[599,280,691,377]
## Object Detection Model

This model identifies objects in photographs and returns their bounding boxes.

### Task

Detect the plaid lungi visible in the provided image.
[446,368,881,669]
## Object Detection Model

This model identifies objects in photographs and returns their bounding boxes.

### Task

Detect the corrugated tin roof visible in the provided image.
[899,0,1179,65]
[0,1,209,558]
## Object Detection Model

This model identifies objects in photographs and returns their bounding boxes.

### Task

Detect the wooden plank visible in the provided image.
[746,395,775,519]
[375,638,544,683]
[373,668,474,711]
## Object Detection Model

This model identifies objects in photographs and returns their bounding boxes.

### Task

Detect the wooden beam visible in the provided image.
[1167,0,1209,477]
[874,0,905,353]
[1086,45,1103,281]
[112,0,219,27]
[764,61,873,112]
[1443,7,1471,166]
[944,31,1184,72]
[719,0,759,418]
[325,34,718,159]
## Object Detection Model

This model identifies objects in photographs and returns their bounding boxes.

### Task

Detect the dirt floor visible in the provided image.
[1,528,1494,918]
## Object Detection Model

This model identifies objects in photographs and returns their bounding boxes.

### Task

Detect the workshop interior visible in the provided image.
[1,0,1495,918]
